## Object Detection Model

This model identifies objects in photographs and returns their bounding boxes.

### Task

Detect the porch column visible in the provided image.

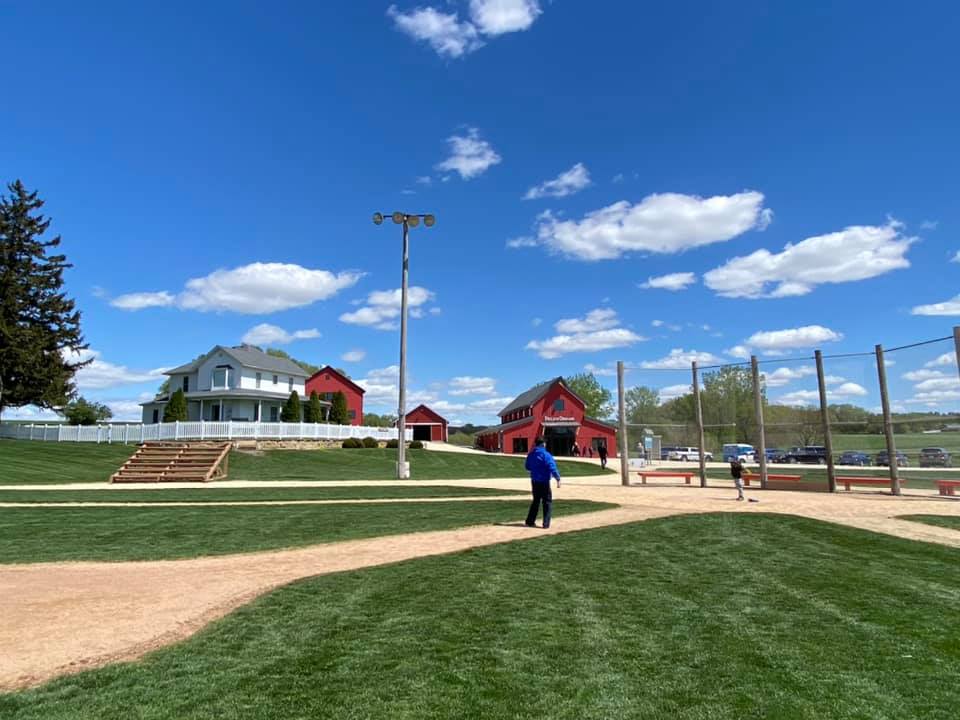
[258,400,262,422]
[199,399,204,421]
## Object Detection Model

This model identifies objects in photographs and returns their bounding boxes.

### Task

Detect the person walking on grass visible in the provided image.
[525,437,561,529]
[730,457,746,501]
[597,443,608,469]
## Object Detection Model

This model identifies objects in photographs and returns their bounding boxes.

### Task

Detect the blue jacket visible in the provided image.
[525,446,560,484]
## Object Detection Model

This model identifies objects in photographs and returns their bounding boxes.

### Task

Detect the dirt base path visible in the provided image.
[2,478,959,692]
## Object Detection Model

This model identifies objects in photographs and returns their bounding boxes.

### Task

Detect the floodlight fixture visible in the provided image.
[407,215,420,228]
[372,212,384,225]
[423,214,436,227]
[392,211,404,224]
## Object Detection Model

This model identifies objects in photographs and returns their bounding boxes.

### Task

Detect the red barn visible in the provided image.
[476,377,617,457]
[305,366,365,425]
[405,404,448,442]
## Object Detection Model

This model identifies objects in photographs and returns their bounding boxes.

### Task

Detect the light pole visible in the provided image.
[372,211,436,479]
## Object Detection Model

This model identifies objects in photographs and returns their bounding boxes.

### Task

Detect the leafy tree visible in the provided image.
[0,181,88,418]
[63,396,112,425]
[265,348,320,376]
[448,431,476,447]
[281,390,302,422]
[163,388,188,422]
[701,366,756,445]
[304,390,323,423]
[625,386,660,425]
[565,372,613,419]
[329,391,349,424]
[363,412,397,427]
[155,378,171,398]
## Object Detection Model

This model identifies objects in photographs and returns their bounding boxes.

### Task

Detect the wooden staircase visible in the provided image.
[110,442,231,483]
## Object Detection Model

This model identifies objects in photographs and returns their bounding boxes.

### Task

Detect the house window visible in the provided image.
[270,406,278,422]
[213,366,230,389]
[256,372,261,389]
[182,376,189,393]
[553,399,565,412]
[152,409,159,423]
[288,377,294,392]
[513,437,529,454]
[273,375,278,385]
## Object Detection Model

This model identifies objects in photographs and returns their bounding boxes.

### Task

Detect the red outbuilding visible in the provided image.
[405,404,448,442]
[476,377,617,457]
[305,365,365,425]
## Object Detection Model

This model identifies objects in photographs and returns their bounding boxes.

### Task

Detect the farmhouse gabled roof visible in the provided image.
[406,404,447,424]
[164,345,309,378]
[498,377,586,417]
[307,365,366,395]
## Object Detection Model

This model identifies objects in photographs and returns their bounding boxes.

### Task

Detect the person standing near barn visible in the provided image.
[525,437,561,529]
[597,442,608,469]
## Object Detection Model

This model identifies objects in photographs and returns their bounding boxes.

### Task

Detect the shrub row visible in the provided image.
[342,439,424,449]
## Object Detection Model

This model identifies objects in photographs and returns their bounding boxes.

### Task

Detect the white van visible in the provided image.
[668,447,714,462]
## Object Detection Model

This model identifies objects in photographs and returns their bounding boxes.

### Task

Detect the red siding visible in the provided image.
[405,405,448,442]
[305,368,364,426]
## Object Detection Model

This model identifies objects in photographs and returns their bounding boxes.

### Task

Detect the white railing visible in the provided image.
[0,421,411,444]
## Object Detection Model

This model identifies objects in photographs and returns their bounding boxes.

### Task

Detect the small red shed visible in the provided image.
[476,377,617,457]
[305,366,365,426]
[405,404,448,442]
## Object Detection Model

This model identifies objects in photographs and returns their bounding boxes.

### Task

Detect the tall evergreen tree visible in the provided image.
[305,390,323,423]
[329,390,349,424]
[281,390,302,422]
[0,181,88,418]
[163,388,188,422]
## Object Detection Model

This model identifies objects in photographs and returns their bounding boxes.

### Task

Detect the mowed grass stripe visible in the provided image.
[898,514,960,531]
[0,485,526,504]
[0,500,613,563]
[4,514,960,719]
[0,440,612,485]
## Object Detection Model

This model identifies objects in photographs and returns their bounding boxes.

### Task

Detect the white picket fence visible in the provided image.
[0,421,411,444]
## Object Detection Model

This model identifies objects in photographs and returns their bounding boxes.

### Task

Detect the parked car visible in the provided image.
[660,445,679,461]
[875,450,909,467]
[784,446,829,464]
[722,443,755,462]
[919,447,953,467]
[837,451,872,466]
[667,446,714,462]
[765,447,787,463]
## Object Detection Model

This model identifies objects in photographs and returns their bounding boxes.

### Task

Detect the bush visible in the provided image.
[385,439,399,449]
[410,440,424,450]
[163,389,188,422]
[341,438,362,449]
[362,436,378,449]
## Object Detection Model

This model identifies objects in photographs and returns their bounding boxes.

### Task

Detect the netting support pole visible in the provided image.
[875,344,901,496]
[750,356,769,490]
[617,360,630,487]
[815,350,837,493]
[692,361,707,487]
[953,326,960,385]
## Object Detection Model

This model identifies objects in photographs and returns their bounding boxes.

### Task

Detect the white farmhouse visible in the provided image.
[141,344,326,423]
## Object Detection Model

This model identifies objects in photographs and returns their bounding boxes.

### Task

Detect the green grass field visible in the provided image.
[0,500,612,563]
[0,485,525,504]
[898,515,960,531]
[705,465,960,490]
[0,440,612,485]
[819,432,960,456]
[4,514,960,719]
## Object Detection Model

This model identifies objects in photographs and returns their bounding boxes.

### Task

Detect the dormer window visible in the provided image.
[213,365,231,389]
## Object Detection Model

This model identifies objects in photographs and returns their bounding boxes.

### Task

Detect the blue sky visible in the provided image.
[2,1,958,423]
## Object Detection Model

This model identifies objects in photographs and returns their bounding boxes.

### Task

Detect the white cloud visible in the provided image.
[529,190,770,261]
[1,405,62,421]
[449,376,497,396]
[467,396,515,412]
[110,291,175,310]
[640,348,724,370]
[341,350,366,363]
[651,319,665,328]
[762,366,815,388]
[469,0,541,35]
[527,328,644,360]
[506,236,538,248]
[435,127,501,180]
[416,176,432,185]
[902,369,946,382]
[554,308,619,334]
[527,309,644,359]
[832,382,868,398]
[904,390,960,406]
[387,5,483,58]
[745,325,843,352]
[114,263,362,314]
[356,365,400,405]
[612,173,625,184]
[777,390,819,406]
[777,381,867,406]
[584,363,617,377]
[823,375,846,385]
[66,349,167,391]
[925,352,957,368]
[106,397,153,422]
[531,317,542,327]
[524,163,591,200]
[241,324,320,346]
[339,286,436,330]
[911,295,960,316]
[658,384,692,403]
[640,272,697,291]
[704,220,915,298]
[921,220,939,230]
[725,345,751,360]
[913,376,960,393]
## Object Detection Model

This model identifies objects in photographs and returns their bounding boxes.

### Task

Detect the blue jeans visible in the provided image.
[526,481,552,527]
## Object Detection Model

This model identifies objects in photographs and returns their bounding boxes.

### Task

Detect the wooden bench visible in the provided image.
[836,476,908,491]
[637,470,696,485]
[935,480,960,496]
[742,472,801,486]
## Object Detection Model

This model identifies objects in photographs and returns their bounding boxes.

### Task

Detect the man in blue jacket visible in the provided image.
[524,437,561,528]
